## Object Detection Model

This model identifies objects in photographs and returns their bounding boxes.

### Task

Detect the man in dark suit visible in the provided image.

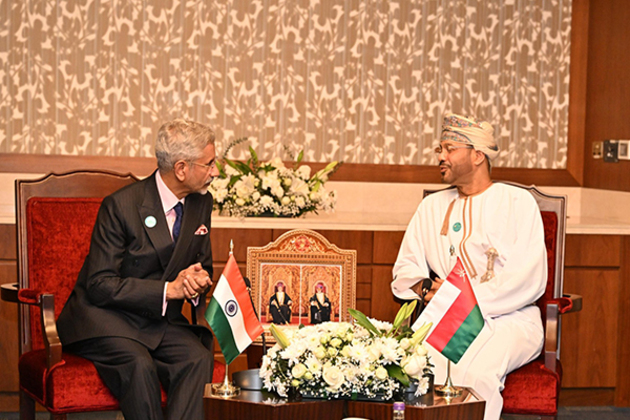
[57,119,220,420]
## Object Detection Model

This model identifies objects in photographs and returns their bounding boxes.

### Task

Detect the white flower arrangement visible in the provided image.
[208,139,341,217]
[259,302,433,401]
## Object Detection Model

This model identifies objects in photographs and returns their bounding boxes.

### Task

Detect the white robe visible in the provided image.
[392,183,546,420]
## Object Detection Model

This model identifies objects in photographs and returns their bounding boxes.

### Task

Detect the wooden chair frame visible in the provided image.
[1,170,214,419]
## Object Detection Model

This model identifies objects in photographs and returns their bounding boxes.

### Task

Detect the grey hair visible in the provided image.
[155,119,215,172]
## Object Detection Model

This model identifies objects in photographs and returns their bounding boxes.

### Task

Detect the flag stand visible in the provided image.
[210,363,240,398]
[434,360,462,398]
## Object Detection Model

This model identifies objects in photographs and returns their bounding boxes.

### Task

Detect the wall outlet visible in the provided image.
[592,141,603,158]
[603,140,619,163]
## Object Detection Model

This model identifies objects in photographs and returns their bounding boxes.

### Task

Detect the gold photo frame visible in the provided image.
[247,229,357,343]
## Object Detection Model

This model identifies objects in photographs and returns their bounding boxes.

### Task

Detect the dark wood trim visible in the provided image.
[615,237,630,406]
[566,0,589,186]
[559,388,615,406]
[1,154,158,177]
[1,154,580,186]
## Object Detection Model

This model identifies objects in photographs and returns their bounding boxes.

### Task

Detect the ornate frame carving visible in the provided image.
[247,229,356,342]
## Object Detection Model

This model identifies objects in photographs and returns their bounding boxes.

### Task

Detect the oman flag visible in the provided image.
[205,254,263,365]
[412,257,484,364]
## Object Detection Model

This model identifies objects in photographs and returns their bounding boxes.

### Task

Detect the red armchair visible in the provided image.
[1,170,225,420]
[422,182,582,420]
[499,182,581,419]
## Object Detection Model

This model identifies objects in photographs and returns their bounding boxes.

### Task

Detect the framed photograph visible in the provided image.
[247,229,357,343]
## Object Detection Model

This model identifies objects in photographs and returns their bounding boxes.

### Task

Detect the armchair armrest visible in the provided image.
[543,293,583,372]
[2,284,63,369]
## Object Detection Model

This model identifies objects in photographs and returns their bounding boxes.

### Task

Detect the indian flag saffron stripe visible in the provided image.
[205,254,263,365]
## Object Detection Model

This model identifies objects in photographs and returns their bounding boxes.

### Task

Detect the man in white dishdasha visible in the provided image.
[391,113,547,420]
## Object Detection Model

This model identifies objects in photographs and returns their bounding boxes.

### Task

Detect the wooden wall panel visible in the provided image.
[561,268,619,388]
[565,235,621,267]
[582,0,630,192]
[0,225,16,260]
[370,266,399,323]
[356,266,372,300]
[373,231,405,265]
[211,228,273,264]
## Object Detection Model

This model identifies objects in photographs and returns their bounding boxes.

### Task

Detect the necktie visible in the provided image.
[172,202,183,242]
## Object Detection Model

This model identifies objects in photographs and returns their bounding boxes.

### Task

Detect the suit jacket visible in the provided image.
[57,172,214,350]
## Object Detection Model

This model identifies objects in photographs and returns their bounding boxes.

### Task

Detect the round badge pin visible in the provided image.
[453,222,462,232]
[145,216,157,228]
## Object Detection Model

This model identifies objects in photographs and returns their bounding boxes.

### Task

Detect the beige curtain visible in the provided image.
[0,0,572,168]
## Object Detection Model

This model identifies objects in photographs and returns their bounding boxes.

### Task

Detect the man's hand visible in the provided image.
[166,263,212,301]
[411,277,444,304]
[423,277,444,304]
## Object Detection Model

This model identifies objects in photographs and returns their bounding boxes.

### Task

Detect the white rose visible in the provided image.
[252,191,261,202]
[296,165,311,179]
[295,196,305,207]
[375,366,388,381]
[303,371,313,380]
[272,186,285,198]
[235,198,246,206]
[402,355,427,379]
[291,363,307,379]
[260,196,274,206]
[322,366,344,390]
[330,338,342,348]
[313,346,327,359]
[281,196,291,205]
[283,177,292,187]
[214,189,228,202]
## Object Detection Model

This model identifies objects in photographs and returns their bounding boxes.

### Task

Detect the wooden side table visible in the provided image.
[204,385,484,420]
[204,386,344,420]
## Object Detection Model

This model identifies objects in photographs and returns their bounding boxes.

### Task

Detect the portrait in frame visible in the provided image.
[247,229,357,343]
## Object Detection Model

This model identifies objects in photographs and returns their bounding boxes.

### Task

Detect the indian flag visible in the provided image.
[205,254,263,365]
[412,257,484,364]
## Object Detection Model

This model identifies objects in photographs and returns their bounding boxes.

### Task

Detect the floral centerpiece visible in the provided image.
[208,138,341,217]
[259,301,433,401]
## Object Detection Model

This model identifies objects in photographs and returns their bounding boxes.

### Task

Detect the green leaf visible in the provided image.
[233,161,253,175]
[386,364,410,387]
[249,146,259,170]
[215,160,226,178]
[224,158,239,171]
[297,150,304,163]
[348,308,381,337]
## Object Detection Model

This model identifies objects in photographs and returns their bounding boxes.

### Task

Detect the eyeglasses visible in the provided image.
[190,160,217,171]
[434,144,474,155]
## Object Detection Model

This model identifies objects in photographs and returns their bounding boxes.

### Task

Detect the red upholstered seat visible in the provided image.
[502,357,562,416]
[4,171,225,420]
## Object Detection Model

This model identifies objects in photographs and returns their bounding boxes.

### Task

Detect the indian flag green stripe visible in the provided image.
[206,298,240,364]
[441,305,484,364]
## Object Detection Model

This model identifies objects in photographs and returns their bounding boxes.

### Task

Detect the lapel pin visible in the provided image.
[145,216,157,228]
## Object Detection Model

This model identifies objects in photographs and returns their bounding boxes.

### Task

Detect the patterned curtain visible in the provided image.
[0,0,571,168]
